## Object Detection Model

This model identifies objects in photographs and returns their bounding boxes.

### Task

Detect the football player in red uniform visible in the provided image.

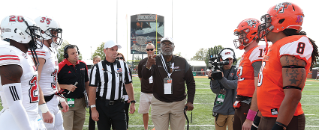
[257,2,318,130]
[233,18,265,130]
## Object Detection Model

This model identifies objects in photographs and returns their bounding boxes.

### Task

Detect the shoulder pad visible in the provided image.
[0,46,21,67]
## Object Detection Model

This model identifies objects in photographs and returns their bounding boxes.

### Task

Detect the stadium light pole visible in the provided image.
[116,0,118,44]
[172,0,173,38]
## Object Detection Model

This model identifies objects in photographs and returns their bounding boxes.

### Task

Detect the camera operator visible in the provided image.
[208,48,238,130]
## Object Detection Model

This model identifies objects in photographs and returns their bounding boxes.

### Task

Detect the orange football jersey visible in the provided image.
[257,35,312,117]
[237,45,265,97]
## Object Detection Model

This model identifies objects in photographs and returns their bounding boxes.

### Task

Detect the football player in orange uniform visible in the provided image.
[233,18,265,130]
[257,2,318,130]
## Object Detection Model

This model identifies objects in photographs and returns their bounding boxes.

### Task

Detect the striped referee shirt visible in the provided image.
[89,59,132,100]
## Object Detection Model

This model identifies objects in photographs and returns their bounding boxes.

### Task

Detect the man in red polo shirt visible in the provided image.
[58,44,89,130]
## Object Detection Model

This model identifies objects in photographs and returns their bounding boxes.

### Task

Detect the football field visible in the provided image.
[82,77,319,130]
[0,77,318,130]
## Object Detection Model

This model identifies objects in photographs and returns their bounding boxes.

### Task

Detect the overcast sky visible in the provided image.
[0,0,317,61]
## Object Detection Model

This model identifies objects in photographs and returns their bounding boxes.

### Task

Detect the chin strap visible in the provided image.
[22,17,40,70]
[264,36,269,55]
[29,46,39,71]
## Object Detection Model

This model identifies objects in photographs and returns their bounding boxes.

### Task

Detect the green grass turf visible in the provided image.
[1,77,318,130]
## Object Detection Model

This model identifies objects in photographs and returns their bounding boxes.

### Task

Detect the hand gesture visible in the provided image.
[146,55,156,68]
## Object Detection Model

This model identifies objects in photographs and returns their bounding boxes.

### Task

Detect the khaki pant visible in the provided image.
[151,96,186,130]
[62,97,86,130]
[215,114,234,130]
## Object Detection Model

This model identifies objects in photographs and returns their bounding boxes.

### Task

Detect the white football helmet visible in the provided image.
[1,15,41,44]
[34,16,62,47]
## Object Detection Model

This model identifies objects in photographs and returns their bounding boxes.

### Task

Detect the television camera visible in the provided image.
[207,47,229,80]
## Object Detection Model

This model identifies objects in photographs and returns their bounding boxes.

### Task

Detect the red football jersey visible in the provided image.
[237,45,265,97]
[257,35,312,117]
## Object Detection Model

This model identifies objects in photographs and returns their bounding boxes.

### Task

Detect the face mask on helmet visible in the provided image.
[233,18,260,50]
[45,28,63,47]
[0,15,42,69]
[35,16,63,47]
[233,28,250,50]
[257,14,273,40]
[258,2,304,40]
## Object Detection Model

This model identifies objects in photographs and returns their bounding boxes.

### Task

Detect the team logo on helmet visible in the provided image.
[296,15,303,23]
[274,2,291,13]
[246,19,258,28]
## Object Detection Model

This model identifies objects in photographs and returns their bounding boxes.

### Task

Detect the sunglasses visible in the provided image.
[146,49,154,51]
[116,57,123,60]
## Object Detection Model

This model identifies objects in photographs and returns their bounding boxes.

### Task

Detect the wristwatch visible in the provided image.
[90,104,96,108]
[130,100,136,104]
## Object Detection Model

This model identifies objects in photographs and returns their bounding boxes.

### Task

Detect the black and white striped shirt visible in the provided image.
[89,59,132,100]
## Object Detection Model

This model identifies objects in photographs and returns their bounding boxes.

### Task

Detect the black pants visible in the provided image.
[96,99,127,130]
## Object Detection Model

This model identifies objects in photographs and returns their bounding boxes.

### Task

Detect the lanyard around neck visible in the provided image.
[160,54,174,78]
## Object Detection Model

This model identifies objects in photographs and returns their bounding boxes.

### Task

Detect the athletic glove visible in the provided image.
[251,115,261,130]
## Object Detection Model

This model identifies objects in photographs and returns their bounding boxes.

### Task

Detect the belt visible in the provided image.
[236,95,251,101]
[44,94,54,102]
[236,95,252,104]
[97,97,124,105]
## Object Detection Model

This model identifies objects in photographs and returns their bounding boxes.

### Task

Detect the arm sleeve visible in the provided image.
[249,45,265,63]
[84,64,89,82]
[252,61,262,77]
[2,83,33,130]
[123,62,132,84]
[210,80,221,94]
[218,67,238,89]
[89,64,99,87]
[57,62,65,83]
[279,36,313,61]
[185,62,196,103]
[138,59,144,78]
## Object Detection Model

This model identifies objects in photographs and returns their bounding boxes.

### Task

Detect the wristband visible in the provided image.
[59,97,66,103]
[272,122,287,130]
[39,103,49,113]
[130,100,136,103]
[246,109,257,121]
[90,105,96,108]
[251,115,261,130]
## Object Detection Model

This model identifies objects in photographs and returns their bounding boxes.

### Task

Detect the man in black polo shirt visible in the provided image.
[138,43,154,130]
[142,37,195,130]
[58,44,89,130]
[89,40,136,130]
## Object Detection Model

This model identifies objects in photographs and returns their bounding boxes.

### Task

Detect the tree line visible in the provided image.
[57,41,319,68]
